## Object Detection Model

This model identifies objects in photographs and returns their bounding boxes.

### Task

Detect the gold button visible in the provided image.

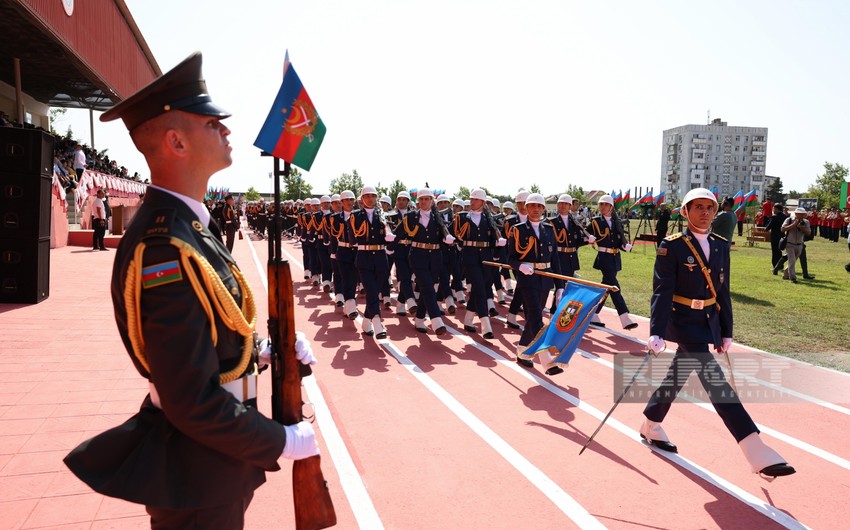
[231,287,239,296]
[192,220,204,232]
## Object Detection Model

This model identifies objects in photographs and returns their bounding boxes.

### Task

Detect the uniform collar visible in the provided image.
[147,185,210,226]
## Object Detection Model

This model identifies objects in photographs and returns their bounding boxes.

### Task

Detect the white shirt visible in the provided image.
[469,211,482,226]
[148,185,211,227]
[419,208,430,228]
[560,214,570,228]
[692,231,710,259]
[73,149,86,170]
[518,213,528,224]
[93,197,106,220]
[365,208,374,223]
[530,221,540,238]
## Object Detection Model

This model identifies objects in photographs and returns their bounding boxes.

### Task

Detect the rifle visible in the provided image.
[266,156,337,530]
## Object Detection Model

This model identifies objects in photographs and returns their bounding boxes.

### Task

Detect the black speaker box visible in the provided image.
[0,127,54,176]
[0,237,50,304]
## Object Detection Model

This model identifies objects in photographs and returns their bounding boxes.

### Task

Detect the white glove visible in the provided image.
[294,331,317,366]
[496,237,507,247]
[519,263,534,276]
[554,288,564,306]
[623,243,633,252]
[330,253,336,259]
[282,421,320,460]
[443,234,456,245]
[385,232,396,242]
[385,249,394,255]
[258,338,272,368]
[648,335,665,355]
[585,235,596,244]
[719,337,733,354]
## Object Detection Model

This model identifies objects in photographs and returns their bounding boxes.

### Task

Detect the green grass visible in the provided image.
[574,222,850,372]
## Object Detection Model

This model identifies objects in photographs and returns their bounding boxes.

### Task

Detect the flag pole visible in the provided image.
[483,261,618,292]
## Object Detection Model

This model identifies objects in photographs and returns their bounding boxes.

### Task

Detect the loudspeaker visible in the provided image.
[0,127,53,176]
[0,128,55,239]
[0,237,50,304]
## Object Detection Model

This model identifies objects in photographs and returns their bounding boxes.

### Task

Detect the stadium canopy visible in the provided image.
[0,0,160,111]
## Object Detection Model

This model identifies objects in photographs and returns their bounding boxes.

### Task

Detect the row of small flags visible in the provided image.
[206,186,230,201]
[610,187,758,214]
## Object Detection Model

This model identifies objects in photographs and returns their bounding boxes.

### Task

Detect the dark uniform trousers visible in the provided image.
[350,209,389,319]
[387,211,415,305]
[508,220,562,346]
[454,212,497,318]
[147,493,253,530]
[644,230,758,443]
[64,188,284,519]
[401,212,444,320]
[590,215,629,315]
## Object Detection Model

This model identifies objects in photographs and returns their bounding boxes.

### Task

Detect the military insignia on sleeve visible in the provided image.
[656,247,667,256]
[142,260,183,289]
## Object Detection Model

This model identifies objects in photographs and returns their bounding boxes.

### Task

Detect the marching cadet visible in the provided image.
[549,194,595,312]
[589,194,638,330]
[504,190,530,329]
[454,189,507,339]
[315,196,334,292]
[379,195,393,214]
[499,201,516,295]
[303,198,320,286]
[331,190,360,316]
[641,188,795,479]
[436,193,457,315]
[350,186,392,338]
[326,194,345,306]
[397,188,453,335]
[508,193,564,373]
[449,198,467,304]
[387,191,416,316]
[256,198,267,238]
[63,52,318,528]
[296,200,313,279]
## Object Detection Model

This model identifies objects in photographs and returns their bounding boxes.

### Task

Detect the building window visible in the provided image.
[743,146,748,151]
[745,136,749,141]
[735,146,740,151]
[735,135,740,141]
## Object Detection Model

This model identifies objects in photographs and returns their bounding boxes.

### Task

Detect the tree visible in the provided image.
[375,182,389,198]
[530,183,541,194]
[387,179,408,200]
[566,184,587,204]
[244,186,261,201]
[282,166,313,200]
[765,178,785,204]
[806,162,847,208]
[49,108,67,136]
[455,186,471,200]
[329,169,364,195]
[787,189,802,200]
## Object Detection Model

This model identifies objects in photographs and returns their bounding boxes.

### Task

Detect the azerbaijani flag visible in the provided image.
[620,189,631,210]
[654,191,666,207]
[733,190,745,213]
[254,54,327,171]
[518,281,607,368]
[141,261,183,289]
[709,186,719,200]
[745,189,759,205]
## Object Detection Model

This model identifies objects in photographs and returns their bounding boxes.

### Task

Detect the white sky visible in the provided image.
[59,0,849,198]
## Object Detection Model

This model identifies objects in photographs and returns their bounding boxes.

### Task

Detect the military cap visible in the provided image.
[101,52,230,131]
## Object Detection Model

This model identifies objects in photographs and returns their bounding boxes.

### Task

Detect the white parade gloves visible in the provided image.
[623,243,633,252]
[648,335,666,355]
[519,263,534,276]
[258,331,317,368]
[282,421,320,460]
[443,234,456,245]
[586,235,596,244]
[555,288,564,305]
[385,232,396,242]
[496,237,507,247]
[719,337,733,354]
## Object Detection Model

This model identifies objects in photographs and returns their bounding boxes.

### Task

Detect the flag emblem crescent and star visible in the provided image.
[555,301,583,332]
[141,261,183,289]
[254,56,326,171]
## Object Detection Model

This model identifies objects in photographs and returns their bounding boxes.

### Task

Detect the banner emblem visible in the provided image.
[556,300,583,332]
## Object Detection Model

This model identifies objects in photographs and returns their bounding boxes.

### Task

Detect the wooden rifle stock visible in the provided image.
[267,157,336,530]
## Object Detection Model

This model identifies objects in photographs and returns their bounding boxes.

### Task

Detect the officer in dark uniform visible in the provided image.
[453,188,507,338]
[222,194,239,252]
[386,191,416,316]
[508,193,564,373]
[550,193,592,306]
[640,187,795,479]
[588,194,638,330]
[330,190,360,317]
[504,191,529,329]
[62,53,319,529]
[396,188,453,334]
[350,185,392,338]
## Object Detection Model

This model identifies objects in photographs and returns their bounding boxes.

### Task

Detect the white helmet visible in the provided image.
[397,191,411,200]
[490,198,501,208]
[453,198,464,207]
[470,188,487,201]
[526,193,545,206]
[331,193,341,202]
[340,190,356,200]
[360,186,378,197]
[682,187,718,208]
[417,187,434,199]
[437,194,450,203]
[485,196,494,204]
[557,194,573,204]
[502,201,515,210]
[380,195,392,205]
[515,191,529,203]
[598,194,614,206]
[463,199,471,207]
[320,195,331,203]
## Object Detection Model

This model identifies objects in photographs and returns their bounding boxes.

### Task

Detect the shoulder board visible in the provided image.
[664,232,683,241]
[142,208,177,239]
[711,233,728,242]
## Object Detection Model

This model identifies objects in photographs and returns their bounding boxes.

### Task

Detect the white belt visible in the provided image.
[149,375,257,408]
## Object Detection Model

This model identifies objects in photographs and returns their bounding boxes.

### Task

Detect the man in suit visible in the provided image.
[640,187,795,480]
[63,53,319,528]
[765,203,787,271]
[222,194,239,252]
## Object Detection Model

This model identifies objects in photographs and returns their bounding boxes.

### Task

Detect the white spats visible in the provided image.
[640,418,671,443]
[619,313,638,330]
[738,432,787,474]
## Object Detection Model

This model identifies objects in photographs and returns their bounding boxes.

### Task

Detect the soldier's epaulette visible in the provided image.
[142,208,177,240]
[664,232,683,241]
[711,233,728,242]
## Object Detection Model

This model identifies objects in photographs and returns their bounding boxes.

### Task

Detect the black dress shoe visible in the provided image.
[435,326,446,336]
[463,325,476,332]
[507,289,514,295]
[772,268,779,275]
[516,358,533,368]
[415,326,428,333]
[803,275,816,279]
[640,434,678,453]
[447,305,456,315]
[759,463,796,477]
[375,330,387,339]
[336,301,344,307]
[545,366,564,376]
[482,331,494,339]
[506,322,520,330]
[347,312,358,320]
[488,308,498,317]
[324,284,331,293]
[362,330,374,337]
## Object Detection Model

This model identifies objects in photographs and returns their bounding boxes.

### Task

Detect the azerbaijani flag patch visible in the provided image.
[142,260,183,289]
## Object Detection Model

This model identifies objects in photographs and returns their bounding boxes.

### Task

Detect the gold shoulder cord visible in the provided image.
[513,225,537,260]
[402,215,420,238]
[680,236,721,311]
[124,237,257,384]
[592,219,610,240]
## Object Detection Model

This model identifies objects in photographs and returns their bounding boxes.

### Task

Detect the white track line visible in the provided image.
[247,235,385,530]
[594,320,850,417]
[376,339,606,530]
[444,324,810,530]
[582,350,850,472]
